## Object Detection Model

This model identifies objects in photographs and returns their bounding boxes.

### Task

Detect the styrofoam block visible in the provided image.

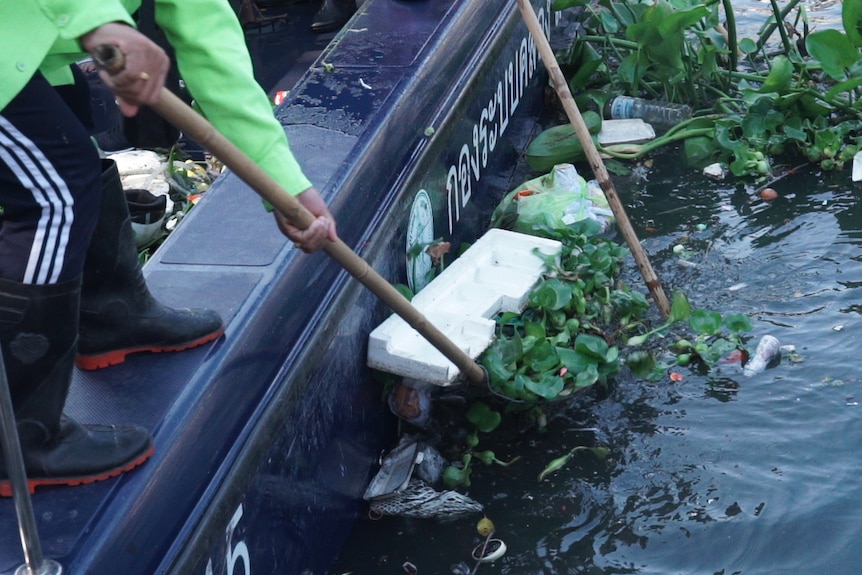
[107,149,164,176]
[368,228,562,386]
[367,310,497,384]
[853,150,862,182]
[597,118,656,145]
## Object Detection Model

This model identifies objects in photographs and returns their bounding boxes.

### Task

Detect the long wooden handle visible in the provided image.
[149,90,487,384]
[515,0,671,318]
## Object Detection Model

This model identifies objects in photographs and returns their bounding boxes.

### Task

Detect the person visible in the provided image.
[311,0,357,33]
[0,1,337,495]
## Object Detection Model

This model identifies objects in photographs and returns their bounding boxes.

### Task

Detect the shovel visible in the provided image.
[92,45,487,385]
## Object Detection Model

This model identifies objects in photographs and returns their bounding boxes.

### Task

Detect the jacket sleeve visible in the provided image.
[0,1,133,110]
[36,0,135,43]
[155,0,314,199]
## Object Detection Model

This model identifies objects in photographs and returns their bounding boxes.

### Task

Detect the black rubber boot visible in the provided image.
[77,160,225,370]
[0,276,154,496]
[311,0,356,33]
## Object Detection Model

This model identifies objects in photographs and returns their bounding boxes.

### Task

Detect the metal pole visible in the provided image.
[0,348,62,575]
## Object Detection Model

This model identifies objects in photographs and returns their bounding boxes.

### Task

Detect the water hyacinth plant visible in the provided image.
[479,219,646,403]
[539,0,862,179]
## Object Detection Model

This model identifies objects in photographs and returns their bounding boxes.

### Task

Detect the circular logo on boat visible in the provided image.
[406,189,434,293]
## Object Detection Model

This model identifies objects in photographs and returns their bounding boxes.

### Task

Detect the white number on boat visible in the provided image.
[204,503,251,575]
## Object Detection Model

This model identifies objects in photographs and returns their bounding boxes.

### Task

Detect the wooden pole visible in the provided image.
[515,0,671,318]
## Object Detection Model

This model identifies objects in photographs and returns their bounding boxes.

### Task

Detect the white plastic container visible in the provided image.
[367,229,562,386]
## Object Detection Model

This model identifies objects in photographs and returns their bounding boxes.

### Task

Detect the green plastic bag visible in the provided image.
[490,164,613,236]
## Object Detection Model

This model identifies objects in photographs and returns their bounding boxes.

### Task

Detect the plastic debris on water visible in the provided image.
[743,335,781,377]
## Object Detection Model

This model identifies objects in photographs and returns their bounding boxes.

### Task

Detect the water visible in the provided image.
[331,155,862,575]
[331,3,857,575]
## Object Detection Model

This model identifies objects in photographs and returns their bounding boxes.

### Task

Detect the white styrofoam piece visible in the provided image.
[703,162,726,181]
[368,228,562,386]
[597,118,656,145]
[107,149,164,176]
[853,150,862,182]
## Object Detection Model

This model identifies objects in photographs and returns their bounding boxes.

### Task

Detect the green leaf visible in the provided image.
[508,374,532,399]
[738,38,758,54]
[684,135,718,167]
[473,450,496,465]
[589,446,610,461]
[616,52,648,93]
[557,346,595,373]
[741,97,784,139]
[599,6,621,34]
[393,283,414,301]
[690,309,723,335]
[758,55,793,94]
[531,278,574,311]
[525,373,566,399]
[825,75,862,100]
[492,335,523,364]
[567,41,602,89]
[806,30,859,80]
[526,113,603,172]
[626,333,648,347]
[626,350,656,377]
[553,0,590,9]
[481,352,514,387]
[526,340,560,372]
[589,248,613,272]
[466,402,502,433]
[575,363,600,388]
[574,333,609,361]
[669,291,692,323]
[782,116,807,141]
[538,451,573,481]
[723,313,752,333]
[524,320,546,340]
[701,338,738,365]
[843,0,862,47]
[443,465,466,488]
[657,4,710,38]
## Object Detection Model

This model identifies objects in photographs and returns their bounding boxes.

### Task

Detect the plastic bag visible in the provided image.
[490,164,614,236]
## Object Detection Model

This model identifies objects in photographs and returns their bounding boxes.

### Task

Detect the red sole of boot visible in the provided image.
[75,326,226,371]
[0,444,155,497]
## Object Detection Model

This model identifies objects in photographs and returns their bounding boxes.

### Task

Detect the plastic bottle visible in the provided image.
[743,335,781,377]
[605,96,692,128]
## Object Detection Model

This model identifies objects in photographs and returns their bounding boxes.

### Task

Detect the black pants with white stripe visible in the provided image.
[0,73,100,285]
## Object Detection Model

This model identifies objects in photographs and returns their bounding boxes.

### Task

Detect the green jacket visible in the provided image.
[1,0,312,197]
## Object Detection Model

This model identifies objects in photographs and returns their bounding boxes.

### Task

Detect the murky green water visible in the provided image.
[331,3,856,575]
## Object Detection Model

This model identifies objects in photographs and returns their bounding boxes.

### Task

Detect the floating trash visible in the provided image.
[368,479,483,520]
[760,187,779,200]
[476,516,495,537]
[743,335,781,376]
[703,162,726,180]
[471,539,507,563]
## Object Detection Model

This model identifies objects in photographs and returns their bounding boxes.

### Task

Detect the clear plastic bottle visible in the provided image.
[605,96,692,128]
[742,335,781,377]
